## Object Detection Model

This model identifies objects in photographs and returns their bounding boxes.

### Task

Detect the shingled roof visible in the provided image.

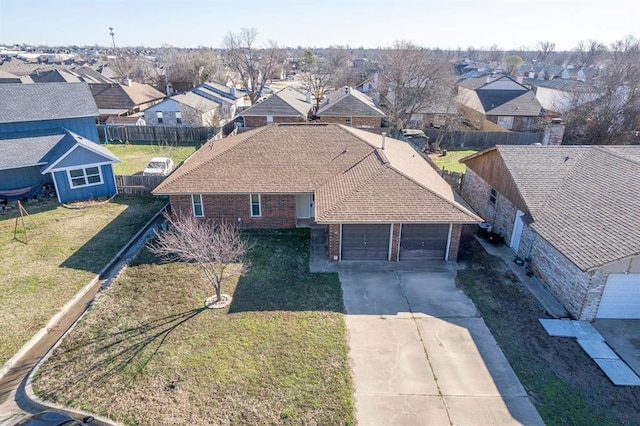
[317,86,385,117]
[0,82,98,124]
[154,124,480,224]
[89,82,164,110]
[239,87,311,117]
[462,145,640,271]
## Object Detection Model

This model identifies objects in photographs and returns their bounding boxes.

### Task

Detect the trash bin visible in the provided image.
[477,222,492,238]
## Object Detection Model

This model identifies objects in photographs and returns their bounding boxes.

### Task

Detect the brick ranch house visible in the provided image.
[460,145,640,320]
[154,124,480,262]
[314,87,386,128]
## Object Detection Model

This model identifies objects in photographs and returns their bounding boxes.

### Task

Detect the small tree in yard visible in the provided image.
[149,213,250,307]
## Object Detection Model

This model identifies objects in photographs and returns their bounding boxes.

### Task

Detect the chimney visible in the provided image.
[381,132,386,150]
[517,76,523,84]
[230,86,236,97]
[542,118,565,145]
[306,91,311,103]
[123,77,132,87]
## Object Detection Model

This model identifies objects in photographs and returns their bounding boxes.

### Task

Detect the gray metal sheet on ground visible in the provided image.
[577,339,618,359]
[594,359,640,386]
[538,319,575,337]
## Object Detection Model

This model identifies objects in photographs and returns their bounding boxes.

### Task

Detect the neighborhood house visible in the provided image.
[0,83,119,204]
[460,145,640,320]
[153,123,481,262]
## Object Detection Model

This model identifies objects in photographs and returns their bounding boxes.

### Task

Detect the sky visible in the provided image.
[0,0,638,51]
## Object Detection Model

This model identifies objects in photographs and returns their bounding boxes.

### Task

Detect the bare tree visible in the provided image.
[563,36,640,144]
[222,28,282,104]
[379,41,455,131]
[573,40,607,67]
[537,41,556,63]
[149,213,250,305]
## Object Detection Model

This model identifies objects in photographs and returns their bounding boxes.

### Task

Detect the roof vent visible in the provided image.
[381,132,386,150]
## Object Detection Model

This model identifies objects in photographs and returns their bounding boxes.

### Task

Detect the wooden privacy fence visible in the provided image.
[116,175,167,196]
[99,125,216,143]
[424,129,543,150]
[440,170,463,191]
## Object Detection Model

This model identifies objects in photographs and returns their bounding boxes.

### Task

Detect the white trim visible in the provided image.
[250,193,261,217]
[445,224,453,261]
[66,165,104,189]
[112,165,118,195]
[43,142,119,174]
[49,160,113,173]
[192,194,204,217]
[51,172,62,203]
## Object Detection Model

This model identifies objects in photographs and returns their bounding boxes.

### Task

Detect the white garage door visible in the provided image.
[596,274,640,319]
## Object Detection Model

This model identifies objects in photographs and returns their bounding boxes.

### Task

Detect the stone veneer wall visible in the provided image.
[527,233,607,320]
[460,168,518,246]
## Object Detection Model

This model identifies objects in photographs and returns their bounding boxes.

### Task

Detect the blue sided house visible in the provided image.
[0,82,120,203]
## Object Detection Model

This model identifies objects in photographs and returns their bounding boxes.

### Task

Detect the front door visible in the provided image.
[296,194,314,219]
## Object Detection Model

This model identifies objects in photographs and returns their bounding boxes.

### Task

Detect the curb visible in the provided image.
[0,202,167,393]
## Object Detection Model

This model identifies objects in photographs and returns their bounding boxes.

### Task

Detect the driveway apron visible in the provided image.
[340,268,543,425]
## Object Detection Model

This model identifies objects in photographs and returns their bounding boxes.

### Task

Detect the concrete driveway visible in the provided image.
[340,265,543,425]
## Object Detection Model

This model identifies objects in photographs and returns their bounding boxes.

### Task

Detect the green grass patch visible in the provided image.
[456,235,640,425]
[105,140,199,175]
[429,149,477,173]
[33,229,354,425]
[0,196,166,365]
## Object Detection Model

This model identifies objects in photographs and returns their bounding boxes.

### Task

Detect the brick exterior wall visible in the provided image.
[460,168,519,246]
[328,224,341,261]
[242,115,307,128]
[169,193,296,229]
[447,224,463,261]
[390,224,401,261]
[527,233,607,320]
[317,116,382,128]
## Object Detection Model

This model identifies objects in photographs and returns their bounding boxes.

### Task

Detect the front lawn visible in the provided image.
[456,235,640,425]
[106,141,199,175]
[33,229,354,425]
[429,149,477,173]
[0,196,166,365]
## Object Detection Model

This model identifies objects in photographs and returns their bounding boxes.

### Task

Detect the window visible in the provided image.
[192,194,204,217]
[266,115,273,124]
[345,117,352,126]
[176,111,182,124]
[496,116,514,130]
[250,194,261,217]
[489,188,498,204]
[157,111,163,124]
[68,166,102,188]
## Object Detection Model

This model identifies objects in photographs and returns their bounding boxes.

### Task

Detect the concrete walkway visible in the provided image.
[340,266,543,425]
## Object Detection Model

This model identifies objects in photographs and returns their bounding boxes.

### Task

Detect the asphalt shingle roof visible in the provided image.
[480,145,640,271]
[317,87,385,117]
[239,87,311,117]
[154,124,480,224]
[0,128,118,170]
[0,82,98,123]
[89,82,164,110]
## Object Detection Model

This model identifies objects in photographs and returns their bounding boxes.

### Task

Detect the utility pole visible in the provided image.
[109,27,116,51]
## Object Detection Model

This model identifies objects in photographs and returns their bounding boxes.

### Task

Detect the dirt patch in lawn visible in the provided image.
[456,234,640,425]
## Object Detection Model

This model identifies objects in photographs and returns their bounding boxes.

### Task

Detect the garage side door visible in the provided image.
[399,224,449,260]
[596,274,640,319]
[341,224,390,260]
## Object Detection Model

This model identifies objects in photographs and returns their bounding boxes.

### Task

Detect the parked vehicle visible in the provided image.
[142,157,174,176]
[15,410,94,425]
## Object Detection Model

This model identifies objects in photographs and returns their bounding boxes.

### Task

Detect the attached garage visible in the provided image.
[596,274,640,319]
[399,224,450,260]
[341,224,391,260]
